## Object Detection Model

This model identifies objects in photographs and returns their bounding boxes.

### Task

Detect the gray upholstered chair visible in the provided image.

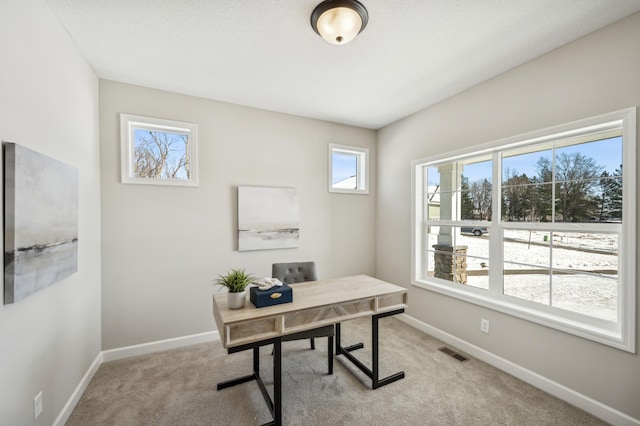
[272,262,334,373]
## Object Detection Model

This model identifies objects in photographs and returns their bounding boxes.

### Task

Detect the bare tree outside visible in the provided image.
[134,129,191,180]
[596,166,623,221]
[499,151,617,223]
[553,152,603,222]
[468,178,492,220]
[447,147,619,224]
[502,168,532,221]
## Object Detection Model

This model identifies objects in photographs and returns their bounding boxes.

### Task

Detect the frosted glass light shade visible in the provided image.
[317,7,362,45]
[311,0,369,45]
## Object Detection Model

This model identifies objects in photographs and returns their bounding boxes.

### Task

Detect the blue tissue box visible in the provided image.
[250,284,293,308]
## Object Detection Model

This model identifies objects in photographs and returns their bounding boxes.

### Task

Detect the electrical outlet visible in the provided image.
[480,318,490,334]
[34,391,43,419]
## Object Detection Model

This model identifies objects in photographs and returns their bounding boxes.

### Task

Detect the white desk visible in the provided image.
[212,275,408,426]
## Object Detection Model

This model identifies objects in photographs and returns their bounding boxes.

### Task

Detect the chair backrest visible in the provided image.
[272,262,317,284]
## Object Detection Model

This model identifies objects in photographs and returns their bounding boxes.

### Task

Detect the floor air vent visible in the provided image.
[438,346,469,362]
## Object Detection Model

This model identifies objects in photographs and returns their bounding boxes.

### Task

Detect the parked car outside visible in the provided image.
[461,226,489,236]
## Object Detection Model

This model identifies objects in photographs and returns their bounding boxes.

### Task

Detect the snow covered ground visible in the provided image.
[428,230,618,322]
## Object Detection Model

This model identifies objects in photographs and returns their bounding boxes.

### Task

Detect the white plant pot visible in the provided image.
[227,291,246,309]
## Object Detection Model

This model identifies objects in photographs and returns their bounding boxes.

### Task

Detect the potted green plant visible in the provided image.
[215,268,255,309]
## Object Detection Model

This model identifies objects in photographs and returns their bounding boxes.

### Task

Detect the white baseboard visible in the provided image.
[53,351,103,426]
[56,330,220,424]
[102,330,219,362]
[56,321,639,426]
[396,313,640,426]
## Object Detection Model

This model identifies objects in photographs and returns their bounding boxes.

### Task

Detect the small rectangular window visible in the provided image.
[120,114,198,186]
[329,144,369,194]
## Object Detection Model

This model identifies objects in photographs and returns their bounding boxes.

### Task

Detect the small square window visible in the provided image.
[328,144,369,194]
[120,113,198,186]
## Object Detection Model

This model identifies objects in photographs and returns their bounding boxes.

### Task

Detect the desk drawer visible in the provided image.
[284,298,374,329]
[227,317,280,344]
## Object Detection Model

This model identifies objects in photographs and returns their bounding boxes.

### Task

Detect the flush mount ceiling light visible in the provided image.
[310,0,369,45]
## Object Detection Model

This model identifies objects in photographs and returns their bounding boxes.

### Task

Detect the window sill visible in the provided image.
[328,188,369,195]
[411,278,633,353]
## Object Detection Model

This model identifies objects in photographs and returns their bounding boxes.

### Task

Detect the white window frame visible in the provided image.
[120,113,198,187]
[411,108,636,352]
[328,143,369,194]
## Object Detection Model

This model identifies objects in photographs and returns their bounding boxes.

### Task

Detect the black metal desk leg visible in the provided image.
[335,309,405,389]
[328,335,334,374]
[336,322,364,355]
[273,339,282,425]
[215,337,282,426]
[372,314,379,389]
[371,310,405,389]
[254,346,260,373]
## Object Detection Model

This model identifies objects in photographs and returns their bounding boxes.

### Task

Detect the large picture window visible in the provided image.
[412,108,636,351]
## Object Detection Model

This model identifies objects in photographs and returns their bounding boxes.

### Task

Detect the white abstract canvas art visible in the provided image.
[3,142,79,304]
[238,186,299,251]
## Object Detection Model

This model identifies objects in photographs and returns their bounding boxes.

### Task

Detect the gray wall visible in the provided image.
[99,81,377,349]
[0,0,102,425]
[3,1,638,423]
[376,12,640,420]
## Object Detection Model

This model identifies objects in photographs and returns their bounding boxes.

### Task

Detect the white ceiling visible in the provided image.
[46,0,640,130]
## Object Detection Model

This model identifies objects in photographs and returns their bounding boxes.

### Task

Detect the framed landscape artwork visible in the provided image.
[3,142,79,304]
[238,186,299,251]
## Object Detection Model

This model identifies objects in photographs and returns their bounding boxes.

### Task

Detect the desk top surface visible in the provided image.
[212,274,406,326]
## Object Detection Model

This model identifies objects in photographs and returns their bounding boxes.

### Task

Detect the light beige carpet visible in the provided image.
[66,318,607,425]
